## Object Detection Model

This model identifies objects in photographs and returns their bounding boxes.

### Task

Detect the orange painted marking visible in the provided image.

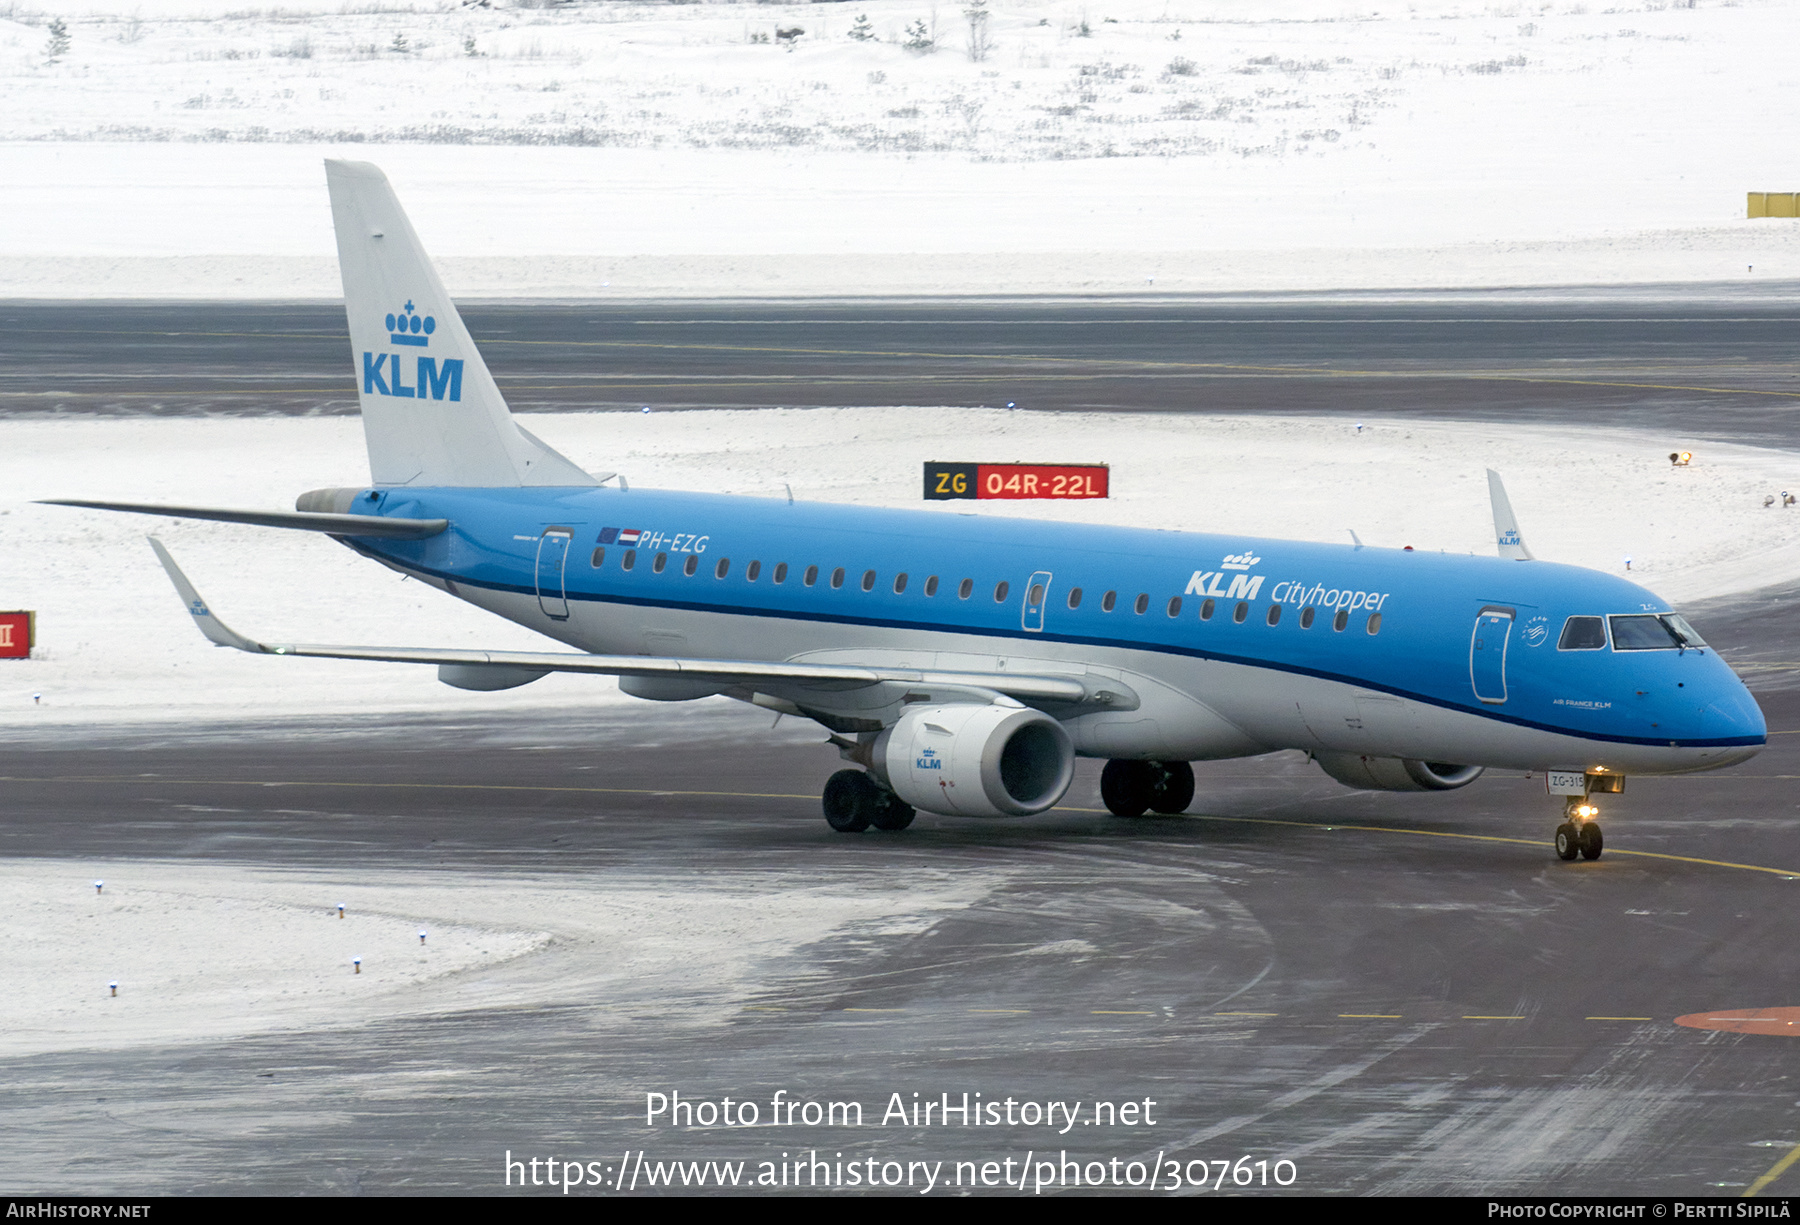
[1674,1007,1800,1036]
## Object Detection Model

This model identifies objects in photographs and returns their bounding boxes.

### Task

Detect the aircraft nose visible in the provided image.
[1702,678,1767,764]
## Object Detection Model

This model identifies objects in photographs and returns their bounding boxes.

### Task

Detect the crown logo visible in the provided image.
[385,301,436,347]
[1219,551,1261,571]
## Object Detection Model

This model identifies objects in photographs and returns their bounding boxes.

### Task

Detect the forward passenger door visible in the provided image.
[1470,606,1515,705]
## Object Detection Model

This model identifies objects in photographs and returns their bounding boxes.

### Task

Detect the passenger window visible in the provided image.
[894,573,908,594]
[1558,616,1607,650]
[1267,603,1282,626]
[861,569,877,592]
[1102,590,1117,612]
[591,547,606,569]
[773,562,787,584]
[1133,593,1149,615]
[1067,587,1083,609]
[1199,598,1214,621]
[958,578,974,599]
[803,565,818,586]
[831,567,846,589]
[1300,606,1315,629]
[715,557,730,579]
[653,552,668,574]
[622,549,636,571]
[683,554,698,577]
[746,560,761,582]
[925,575,939,596]
[1233,601,1249,624]
[1366,613,1382,635]
[1333,609,1349,632]
[994,581,1010,602]
[1166,596,1181,617]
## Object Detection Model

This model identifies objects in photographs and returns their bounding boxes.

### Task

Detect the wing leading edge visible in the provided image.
[146,538,1138,713]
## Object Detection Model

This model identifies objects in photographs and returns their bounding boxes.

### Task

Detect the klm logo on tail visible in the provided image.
[362,301,463,401]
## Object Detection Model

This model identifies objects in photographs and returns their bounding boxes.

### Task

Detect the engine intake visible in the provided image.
[878,703,1074,818]
[1314,753,1484,793]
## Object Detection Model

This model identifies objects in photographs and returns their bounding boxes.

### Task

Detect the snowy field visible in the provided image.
[0,855,992,1056]
[4,406,1798,728]
[1,0,1797,295]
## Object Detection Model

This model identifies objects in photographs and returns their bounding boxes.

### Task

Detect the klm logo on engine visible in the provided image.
[361,300,463,401]
[916,747,944,771]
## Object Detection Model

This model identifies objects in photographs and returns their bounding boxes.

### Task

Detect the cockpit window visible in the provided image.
[1557,616,1607,650]
[1609,614,1694,651]
[1663,613,1707,648]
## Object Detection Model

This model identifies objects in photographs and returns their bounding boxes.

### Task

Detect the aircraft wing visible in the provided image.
[148,538,1134,711]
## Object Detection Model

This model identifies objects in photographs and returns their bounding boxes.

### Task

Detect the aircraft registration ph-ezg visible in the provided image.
[49,161,1767,860]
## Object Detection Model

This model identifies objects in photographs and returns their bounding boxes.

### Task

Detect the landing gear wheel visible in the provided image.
[1149,761,1196,815]
[1554,822,1579,861]
[1101,759,1155,818]
[871,792,916,831]
[823,769,878,833]
[1578,822,1603,861]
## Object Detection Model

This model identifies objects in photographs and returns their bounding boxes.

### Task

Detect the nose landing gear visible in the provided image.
[1554,797,1604,861]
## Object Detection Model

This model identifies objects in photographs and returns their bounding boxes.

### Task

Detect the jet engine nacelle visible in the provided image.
[1314,753,1485,792]
[878,703,1074,818]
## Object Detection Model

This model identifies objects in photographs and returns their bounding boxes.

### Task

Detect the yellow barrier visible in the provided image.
[1749,192,1797,218]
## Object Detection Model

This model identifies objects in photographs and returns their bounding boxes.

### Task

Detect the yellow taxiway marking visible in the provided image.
[15,778,1797,878]
[1081,811,1800,880]
[1340,1014,1403,1019]
[1745,1140,1800,1198]
[1216,1012,1280,1017]
[1092,1010,1156,1016]
[1586,1016,1656,1022]
[1462,1015,1527,1021]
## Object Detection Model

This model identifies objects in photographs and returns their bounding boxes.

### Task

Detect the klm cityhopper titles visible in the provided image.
[47,160,1766,861]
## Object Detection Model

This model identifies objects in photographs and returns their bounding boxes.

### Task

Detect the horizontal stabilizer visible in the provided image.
[44,499,446,539]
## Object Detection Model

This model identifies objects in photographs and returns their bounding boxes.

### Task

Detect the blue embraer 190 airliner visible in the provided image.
[50,161,1766,860]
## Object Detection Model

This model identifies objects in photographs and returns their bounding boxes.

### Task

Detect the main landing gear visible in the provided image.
[822,769,915,833]
[1100,759,1196,818]
[1554,798,1604,862]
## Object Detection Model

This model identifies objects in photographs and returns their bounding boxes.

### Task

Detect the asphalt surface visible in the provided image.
[4,291,1800,444]
[3,294,1799,1197]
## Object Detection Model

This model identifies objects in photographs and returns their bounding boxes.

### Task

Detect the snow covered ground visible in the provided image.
[1,0,1797,295]
[4,406,1797,728]
[0,855,993,1056]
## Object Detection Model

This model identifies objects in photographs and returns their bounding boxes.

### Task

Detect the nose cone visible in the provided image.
[1700,677,1767,768]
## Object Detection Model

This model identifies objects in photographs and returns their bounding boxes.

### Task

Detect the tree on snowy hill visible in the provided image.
[964,0,992,63]
[904,18,933,54]
[44,18,71,64]
[849,13,875,42]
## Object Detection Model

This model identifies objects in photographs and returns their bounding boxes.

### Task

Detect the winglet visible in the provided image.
[1486,469,1534,561]
[147,537,268,653]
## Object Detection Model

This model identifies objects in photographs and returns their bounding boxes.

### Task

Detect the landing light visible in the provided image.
[1669,451,1693,467]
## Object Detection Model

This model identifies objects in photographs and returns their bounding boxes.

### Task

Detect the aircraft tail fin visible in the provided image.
[1486,469,1535,561]
[324,160,595,489]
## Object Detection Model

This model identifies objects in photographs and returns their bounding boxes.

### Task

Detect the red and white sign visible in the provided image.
[0,611,34,659]
[977,464,1109,500]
